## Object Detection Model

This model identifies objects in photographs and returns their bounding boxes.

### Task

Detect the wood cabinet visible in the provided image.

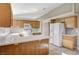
[0,39,48,55]
[24,20,40,28]
[13,20,40,28]
[13,20,24,28]
[32,21,40,28]
[0,3,12,27]
[51,18,65,23]
[32,32,41,35]
[63,35,77,50]
[64,16,77,28]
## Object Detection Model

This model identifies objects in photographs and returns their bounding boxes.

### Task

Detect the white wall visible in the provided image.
[42,20,50,36]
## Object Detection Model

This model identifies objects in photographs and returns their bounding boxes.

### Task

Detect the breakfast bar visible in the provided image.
[0,35,49,55]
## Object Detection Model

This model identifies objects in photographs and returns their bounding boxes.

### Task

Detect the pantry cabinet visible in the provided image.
[64,16,77,28]
[0,3,12,27]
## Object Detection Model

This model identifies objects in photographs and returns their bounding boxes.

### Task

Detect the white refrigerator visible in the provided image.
[50,23,65,47]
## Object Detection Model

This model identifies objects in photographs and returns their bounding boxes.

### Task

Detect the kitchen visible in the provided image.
[0,3,49,55]
[0,3,79,55]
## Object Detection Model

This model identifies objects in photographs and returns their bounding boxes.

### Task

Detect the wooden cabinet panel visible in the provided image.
[32,32,41,35]
[64,16,77,28]
[51,18,65,23]
[0,44,18,55]
[24,20,40,28]
[0,39,48,55]
[0,3,12,27]
[35,39,48,55]
[40,39,48,44]
[63,35,77,50]
[32,21,40,28]
[13,20,40,28]
[13,20,24,28]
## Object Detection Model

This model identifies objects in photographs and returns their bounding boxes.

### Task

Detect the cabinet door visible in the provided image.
[32,21,40,28]
[63,36,77,50]
[0,44,18,55]
[65,16,77,28]
[0,39,48,55]
[13,20,24,28]
[24,20,40,28]
[36,39,48,55]
[0,3,11,27]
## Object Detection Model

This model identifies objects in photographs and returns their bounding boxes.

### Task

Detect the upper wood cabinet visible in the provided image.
[31,21,40,28]
[24,20,40,28]
[0,3,12,27]
[64,16,77,28]
[13,20,40,28]
[51,18,65,23]
[13,20,24,28]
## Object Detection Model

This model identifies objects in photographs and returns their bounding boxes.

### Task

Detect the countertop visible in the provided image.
[0,35,49,46]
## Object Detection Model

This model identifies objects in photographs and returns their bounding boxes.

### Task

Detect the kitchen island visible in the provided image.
[0,35,49,55]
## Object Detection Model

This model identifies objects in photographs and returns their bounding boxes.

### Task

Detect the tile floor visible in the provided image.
[49,44,62,55]
[49,43,79,55]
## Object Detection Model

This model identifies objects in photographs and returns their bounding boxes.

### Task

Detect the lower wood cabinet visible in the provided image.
[32,32,41,35]
[63,35,77,50]
[0,39,48,55]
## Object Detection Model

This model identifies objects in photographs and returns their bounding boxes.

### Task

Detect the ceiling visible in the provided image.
[11,3,63,20]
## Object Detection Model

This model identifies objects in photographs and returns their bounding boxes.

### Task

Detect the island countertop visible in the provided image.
[0,35,49,46]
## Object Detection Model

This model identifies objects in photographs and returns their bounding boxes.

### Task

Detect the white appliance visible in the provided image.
[50,23,65,47]
[23,24,32,36]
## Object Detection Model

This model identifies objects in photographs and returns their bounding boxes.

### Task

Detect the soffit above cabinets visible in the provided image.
[11,3,63,20]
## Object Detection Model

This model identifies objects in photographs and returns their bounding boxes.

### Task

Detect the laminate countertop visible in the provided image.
[0,35,49,46]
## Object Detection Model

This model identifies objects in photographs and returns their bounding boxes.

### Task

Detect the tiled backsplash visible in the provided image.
[10,28,24,33]
[0,27,41,36]
[32,28,41,33]
[65,28,78,35]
